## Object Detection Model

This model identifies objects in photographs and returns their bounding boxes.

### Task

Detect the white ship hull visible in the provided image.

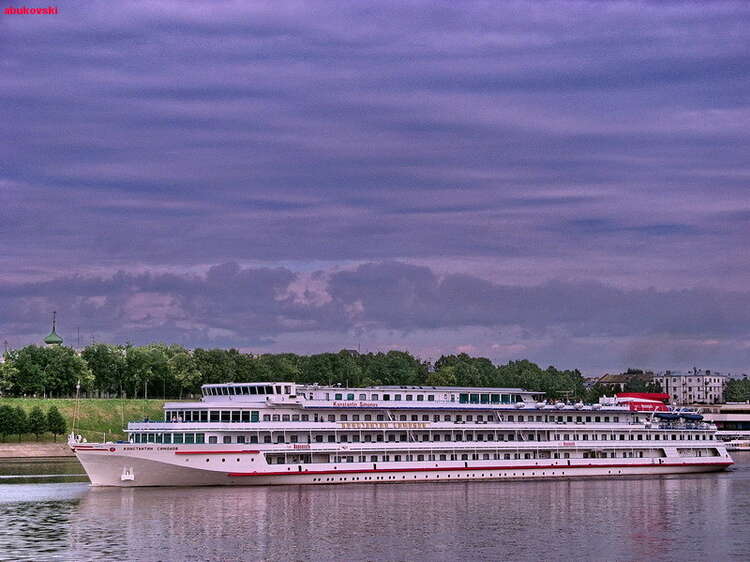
[74,445,733,488]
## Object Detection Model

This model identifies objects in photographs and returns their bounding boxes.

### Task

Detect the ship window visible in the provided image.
[223,436,232,444]
[335,393,343,400]
[359,394,366,400]
[265,386,273,395]
[340,415,348,421]
[422,415,429,421]
[490,394,500,404]
[417,395,424,401]
[185,434,195,444]
[196,433,204,444]
[272,415,280,422]
[300,414,308,422]
[241,411,250,423]
[470,394,480,404]
[285,386,291,394]
[428,395,435,401]
[595,416,600,422]
[347,394,355,400]
[209,436,217,444]
[221,411,230,423]
[406,394,413,401]
[411,415,418,421]
[340,435,348,442]
[613,416,619,422]
[200,411,208,422]
[328,414,335,422]
[327,435,335,443]
[376,415,384,421]
[282,414,290,422]
[231,411,240,422]
[249,386,257,395]
[604,416,610,422]
[383,394,390,401]
[459,394,469,404]
[146,433,154,443]
[399,415,407,421]
[292,414,300,422]
[467,415,474,421]
[263,414,271,422]
[444,415,451,421]
[395,394,402,401]
[372,394,378,400]
[480,394,489,404]
[364,414,372,421]
[251,411,260,422]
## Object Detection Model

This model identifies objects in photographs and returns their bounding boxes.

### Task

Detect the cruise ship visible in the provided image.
[71,383,734,487]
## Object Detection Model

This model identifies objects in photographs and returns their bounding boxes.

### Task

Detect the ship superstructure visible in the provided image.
[72,382,734,487]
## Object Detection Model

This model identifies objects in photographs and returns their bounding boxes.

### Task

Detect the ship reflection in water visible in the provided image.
[1,455,749,561]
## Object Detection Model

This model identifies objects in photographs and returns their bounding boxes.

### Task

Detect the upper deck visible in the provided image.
[196,382,544,408]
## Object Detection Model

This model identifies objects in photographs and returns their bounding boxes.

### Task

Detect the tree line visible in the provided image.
[1,344,594,400]
[0,404,67,442]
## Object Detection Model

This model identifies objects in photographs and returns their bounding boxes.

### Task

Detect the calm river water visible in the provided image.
[1,455,749,561]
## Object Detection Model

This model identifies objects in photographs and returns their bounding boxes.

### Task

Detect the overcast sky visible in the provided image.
[2,1,749,375]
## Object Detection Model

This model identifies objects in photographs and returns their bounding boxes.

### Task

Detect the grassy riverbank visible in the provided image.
[0,398,166,444]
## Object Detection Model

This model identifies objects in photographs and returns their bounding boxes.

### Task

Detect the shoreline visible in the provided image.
[0,443,75,459]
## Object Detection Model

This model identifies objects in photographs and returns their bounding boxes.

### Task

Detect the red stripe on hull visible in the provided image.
[175,450,260,455]
[227,460,733,477]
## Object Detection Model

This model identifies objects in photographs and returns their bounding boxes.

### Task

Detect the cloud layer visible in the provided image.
[2,1,749,373]
[4,262,750,374]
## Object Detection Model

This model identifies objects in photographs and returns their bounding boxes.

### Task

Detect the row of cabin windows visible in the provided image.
[132,430,712,446]
[164,411,624,424]
[204,385,293,396]
[170,431,713,445]
[332,392,438,402]
[459,393,523,404]
[132,433,205,444]
[317,450,654,464]
[167,410,260,423]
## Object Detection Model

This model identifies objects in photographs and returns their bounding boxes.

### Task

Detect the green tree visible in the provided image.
[47,406,67,442]
[14,406,28,442]
[0,405,16,442]
[81,343,127,396]
[28,406,48,440]
[0,360,19,394]
[168,352,202,398]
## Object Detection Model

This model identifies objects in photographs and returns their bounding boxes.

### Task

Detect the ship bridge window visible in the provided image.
[231,411,240,423]
[185,434,195,444]
[221,411,230,423]
[490,394,500,404]
[459,394,469,404]
[502,394,511,404]
[241,411,250,423]
[480,394,489,404]
[470,394,480,404]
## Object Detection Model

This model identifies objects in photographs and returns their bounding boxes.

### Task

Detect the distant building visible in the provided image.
[596,371,655,392]
[654,369,727,405]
